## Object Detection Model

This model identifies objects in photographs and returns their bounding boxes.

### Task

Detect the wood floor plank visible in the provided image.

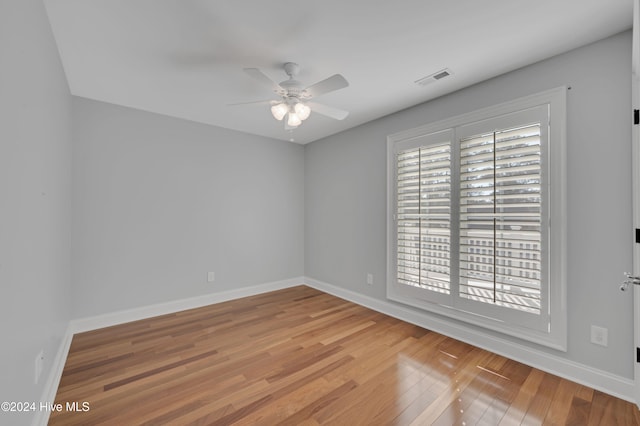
[49,286,640,425]
[543,378,580,425]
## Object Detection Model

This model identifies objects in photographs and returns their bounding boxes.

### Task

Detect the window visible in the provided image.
[387,88,566,350]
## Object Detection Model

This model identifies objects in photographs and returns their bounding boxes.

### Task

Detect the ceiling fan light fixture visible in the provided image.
[287,111,302,127]
[239,64,349,131]
[270,102,288,121]
[294,102,311,121]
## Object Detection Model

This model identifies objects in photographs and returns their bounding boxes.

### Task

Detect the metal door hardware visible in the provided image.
[620,272,640,291]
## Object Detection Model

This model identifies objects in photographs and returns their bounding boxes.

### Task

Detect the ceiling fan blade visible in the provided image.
[304,74,349,98]
[243,68,283,93]
[308,102,349,120]
[227,99,274,107]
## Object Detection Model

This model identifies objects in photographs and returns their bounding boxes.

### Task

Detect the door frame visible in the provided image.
[633,0,640,409]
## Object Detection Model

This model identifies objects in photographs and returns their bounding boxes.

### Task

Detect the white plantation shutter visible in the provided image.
[388,91,566,348]
[459,123,543,314]
[396,143,452,295]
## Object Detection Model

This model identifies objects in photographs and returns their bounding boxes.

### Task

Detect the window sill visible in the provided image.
[387,284,567,351]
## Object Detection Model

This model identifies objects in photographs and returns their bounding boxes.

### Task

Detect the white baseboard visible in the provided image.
[303,276,636,404]
[70,277,304,333]
[32,323,74,426]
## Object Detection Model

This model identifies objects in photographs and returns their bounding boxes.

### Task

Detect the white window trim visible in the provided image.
[386,87,567,351]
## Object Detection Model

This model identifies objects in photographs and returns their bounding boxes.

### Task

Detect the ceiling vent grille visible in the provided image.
[415,68,453,87]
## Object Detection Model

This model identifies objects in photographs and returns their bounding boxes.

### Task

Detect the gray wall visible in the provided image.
[305,31,634,378]
[0,0,73,424]
[71,99,305,318]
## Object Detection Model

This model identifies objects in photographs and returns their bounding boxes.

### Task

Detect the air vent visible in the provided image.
[415,68,453,87]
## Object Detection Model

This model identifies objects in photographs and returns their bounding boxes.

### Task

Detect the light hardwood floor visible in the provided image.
[50,286,640,425]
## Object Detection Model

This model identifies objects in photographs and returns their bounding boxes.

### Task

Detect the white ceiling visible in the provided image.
[44,0,633,144]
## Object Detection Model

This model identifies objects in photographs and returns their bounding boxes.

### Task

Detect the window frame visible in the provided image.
[386,87,567,351]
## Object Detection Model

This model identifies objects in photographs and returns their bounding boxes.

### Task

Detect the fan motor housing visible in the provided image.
[280,80,303,97]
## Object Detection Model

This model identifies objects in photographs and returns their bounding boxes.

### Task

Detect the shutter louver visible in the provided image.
[459,124,542,314]
[397,143,452,294]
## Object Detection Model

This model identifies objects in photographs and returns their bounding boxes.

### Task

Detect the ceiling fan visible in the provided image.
[231,62,349,130]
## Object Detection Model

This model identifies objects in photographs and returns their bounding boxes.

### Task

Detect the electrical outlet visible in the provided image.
[34,350,44,384]
[366,273,373,285]
[590,325,608,347]
[207,272,215,283]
